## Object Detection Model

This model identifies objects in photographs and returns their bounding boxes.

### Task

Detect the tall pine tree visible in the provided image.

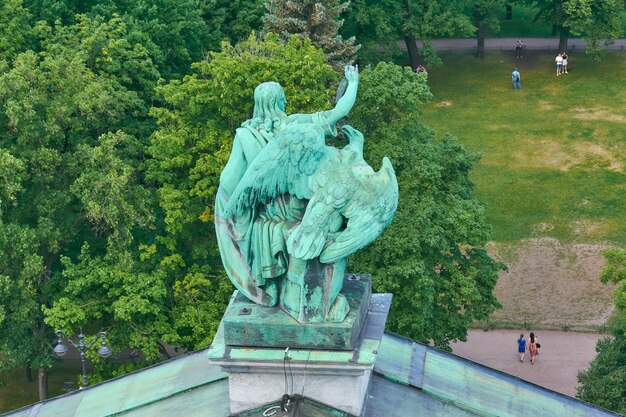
[263,0,359,70]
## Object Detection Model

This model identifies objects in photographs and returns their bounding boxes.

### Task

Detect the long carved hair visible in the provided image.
[243,82,287,134]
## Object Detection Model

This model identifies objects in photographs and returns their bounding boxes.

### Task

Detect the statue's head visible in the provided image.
[253,82,287,119]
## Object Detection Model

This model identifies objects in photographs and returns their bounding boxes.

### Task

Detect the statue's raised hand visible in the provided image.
[344,65,359,84]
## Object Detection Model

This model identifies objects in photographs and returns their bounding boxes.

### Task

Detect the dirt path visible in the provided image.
[451,329,608,397]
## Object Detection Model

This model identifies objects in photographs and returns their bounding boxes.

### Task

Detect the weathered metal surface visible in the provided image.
[6,321,621,417]
[222,276,371,350]
[363,375,482,417]
[372,333,414,385]
[361,293,391,341]
[374,332,622,417]
[120,380,229,417]
[423,350,620,417]
[1,349,228,417]
[209,292,392,368]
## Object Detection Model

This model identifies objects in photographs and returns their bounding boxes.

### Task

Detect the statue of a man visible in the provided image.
[215,66,360,309]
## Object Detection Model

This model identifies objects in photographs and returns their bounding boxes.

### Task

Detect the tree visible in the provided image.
[25,0,215,79]
[471,1,506,58]
[347,62,504,347]
[528,0,625,55]
[577,248,626,413]
[0,0,34,62]
[563,0,625,57]
[0,13,159,398]
[263,0,360,69]
[199,0,266,45]
[342,0,474,69]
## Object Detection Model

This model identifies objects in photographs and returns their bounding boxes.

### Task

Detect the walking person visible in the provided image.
[528,332,540,365]
[512,67,521,90]
[555,53,563,75]
[517,333,527,362]
[562,52,568,73]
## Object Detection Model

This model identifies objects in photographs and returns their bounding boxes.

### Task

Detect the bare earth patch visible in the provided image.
[538,101,555,111]
[437,101,452,106]
[512,138,624,172]
[570,142,624,172]
[487,238,616,331]
[574,107,626,123]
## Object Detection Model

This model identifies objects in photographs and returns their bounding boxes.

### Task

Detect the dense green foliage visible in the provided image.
[528,0,625,56]
[0,10,159,397]
[577,248,626,413]
[348,63,504,347]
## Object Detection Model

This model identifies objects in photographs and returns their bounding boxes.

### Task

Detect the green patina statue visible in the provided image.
[215,66,398,323]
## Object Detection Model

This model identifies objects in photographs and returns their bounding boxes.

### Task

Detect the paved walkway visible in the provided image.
[451,329,609,397]
[401,37,626,52]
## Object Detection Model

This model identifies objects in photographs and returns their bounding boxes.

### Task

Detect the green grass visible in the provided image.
[418,51,626,244]
[0,363,81,413]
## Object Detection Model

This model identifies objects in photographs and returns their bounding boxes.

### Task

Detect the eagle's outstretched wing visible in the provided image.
[223,123,329,218]
[319,157,398,264]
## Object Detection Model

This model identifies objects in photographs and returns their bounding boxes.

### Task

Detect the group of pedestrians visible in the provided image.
[517,332,540,364]
[510,40,572,90]
[515,39,525,59]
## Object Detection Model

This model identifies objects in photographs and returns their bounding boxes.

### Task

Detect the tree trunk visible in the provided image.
[476,22,485,58]
[38,368,48,401]
[26,367,33,382]
[506,4,512,20]
[551,24,558,36]
[404,34,420,70]
[402,0,419,70]
[558,26,569,52]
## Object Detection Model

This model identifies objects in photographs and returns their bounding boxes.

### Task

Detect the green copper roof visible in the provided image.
[3,332,622,417]
[1,348,228,417]
[372,332,622,417]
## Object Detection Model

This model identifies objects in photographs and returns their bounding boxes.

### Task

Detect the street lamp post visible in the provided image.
[53,330,113,388]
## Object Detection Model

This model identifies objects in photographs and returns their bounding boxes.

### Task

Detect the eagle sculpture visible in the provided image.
[224,123,399,265]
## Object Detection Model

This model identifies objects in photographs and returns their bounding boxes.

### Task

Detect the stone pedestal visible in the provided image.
[208,288,392,416]
[222,274,371,350]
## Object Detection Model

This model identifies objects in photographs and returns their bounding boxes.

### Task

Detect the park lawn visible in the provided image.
[0,363,79,413]
[418,51,626,245]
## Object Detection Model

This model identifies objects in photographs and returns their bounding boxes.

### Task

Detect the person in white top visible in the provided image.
[555,53,563,76]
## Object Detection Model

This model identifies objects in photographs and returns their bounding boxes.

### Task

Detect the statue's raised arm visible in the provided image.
[323,65,359,125]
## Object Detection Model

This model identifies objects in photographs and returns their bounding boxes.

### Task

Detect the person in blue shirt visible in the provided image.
[512,68,521,90]
[517,333,527,362]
